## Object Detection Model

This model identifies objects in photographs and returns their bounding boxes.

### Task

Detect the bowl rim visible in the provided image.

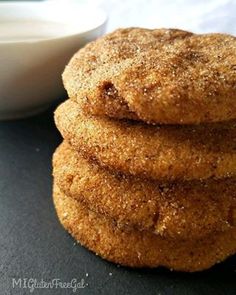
[0,1,108,44]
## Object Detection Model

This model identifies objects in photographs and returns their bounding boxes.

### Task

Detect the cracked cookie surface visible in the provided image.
[63,28,236,124]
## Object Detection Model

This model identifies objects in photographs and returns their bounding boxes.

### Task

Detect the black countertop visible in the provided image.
[0,107,235,295]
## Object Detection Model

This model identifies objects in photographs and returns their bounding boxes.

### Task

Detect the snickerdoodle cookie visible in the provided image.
[53,142,236,240]
[63,28,236,124]
[53,183,236,272]
[55,100,236,181]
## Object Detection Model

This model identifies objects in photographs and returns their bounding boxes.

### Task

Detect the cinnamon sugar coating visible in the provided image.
[53,27,236,271]
[63,28,236,124]
[53,184,236,272]
[54,100,236,181]
[53,141,236,240]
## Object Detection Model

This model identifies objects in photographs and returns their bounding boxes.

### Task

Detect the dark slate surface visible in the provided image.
[0,107,235,295]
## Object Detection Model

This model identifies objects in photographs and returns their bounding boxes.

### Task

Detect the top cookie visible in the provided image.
[63,28,236,124]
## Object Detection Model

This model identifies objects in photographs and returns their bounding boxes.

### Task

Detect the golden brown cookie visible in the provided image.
[53,184,236,272]
[54,100,236,181]
[63,28,236,124]
[53,141,236,240]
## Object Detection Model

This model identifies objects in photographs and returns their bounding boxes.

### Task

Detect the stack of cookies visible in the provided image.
[53,28,236,272]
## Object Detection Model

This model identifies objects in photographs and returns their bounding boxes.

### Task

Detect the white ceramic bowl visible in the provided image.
[0,1,107,120]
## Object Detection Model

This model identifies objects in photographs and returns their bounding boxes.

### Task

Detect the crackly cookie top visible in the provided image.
[63,27,236,124]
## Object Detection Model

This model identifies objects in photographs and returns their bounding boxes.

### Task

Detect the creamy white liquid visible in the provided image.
[0,20,76,42]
